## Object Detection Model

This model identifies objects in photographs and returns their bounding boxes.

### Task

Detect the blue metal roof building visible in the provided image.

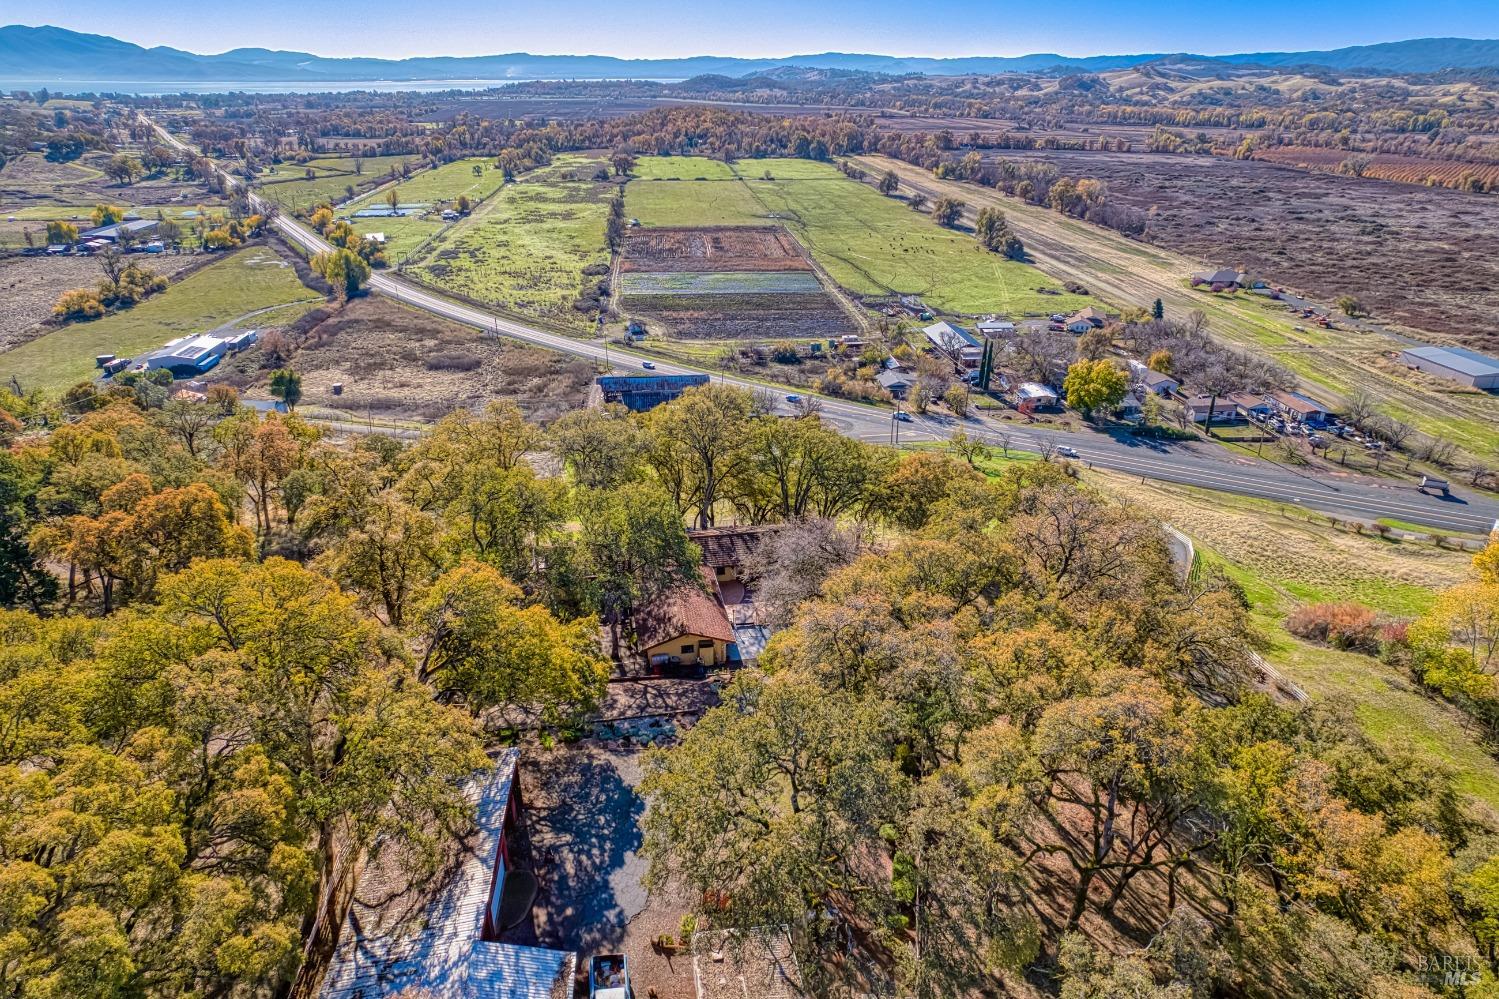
[596,373,710,412]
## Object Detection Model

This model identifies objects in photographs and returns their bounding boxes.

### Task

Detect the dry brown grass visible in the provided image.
[212,295,594,422]
[1089,468,1470,616]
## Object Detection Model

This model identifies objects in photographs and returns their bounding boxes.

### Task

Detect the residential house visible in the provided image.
[1016,382,1059,414]
[1118,389,1145,422]
[1190,267,1247,291]
[1183,395,1246,424]
[689,524,778,659]
[318,749,577,999]
[877,368,914,398]
[1268,389,1335,426]
[830,333,868,354]
[594,373,710,412]
[634,567,737,669]
[1228,391,1273,419]
[1064,306,1109,333]
[923,320,984,369]
[1400,345,1499,390]
[1127,360,1180,396]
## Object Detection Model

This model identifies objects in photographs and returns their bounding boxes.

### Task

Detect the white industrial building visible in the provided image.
[1400,344,1499,390]
[133,330,258,376]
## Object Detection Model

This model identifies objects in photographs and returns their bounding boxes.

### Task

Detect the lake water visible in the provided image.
[0,78,682,96]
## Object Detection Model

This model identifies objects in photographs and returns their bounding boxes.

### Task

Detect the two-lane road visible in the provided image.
[144,114,1499,535]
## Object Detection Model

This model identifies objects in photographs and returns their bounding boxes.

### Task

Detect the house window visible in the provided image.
[681,644,695,655]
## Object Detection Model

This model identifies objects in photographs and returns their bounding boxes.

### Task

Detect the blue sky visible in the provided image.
[17,0,1499,59]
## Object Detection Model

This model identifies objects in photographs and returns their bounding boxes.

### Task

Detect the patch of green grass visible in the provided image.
[1259,617,1499,817]
[348,157,504,208]
[303,154,417,176]
[0,246,321,394]
[345,214,445,261]
[632,156,737,181]
[258,172,373,213]
[626,174,766,228]
[733,159,846,180]
[626,156,1095,317]
[406,154,613,334]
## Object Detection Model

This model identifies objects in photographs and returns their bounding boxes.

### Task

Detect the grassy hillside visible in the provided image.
[1091,468,1499,816]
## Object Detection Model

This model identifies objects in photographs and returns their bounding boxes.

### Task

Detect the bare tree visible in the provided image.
[795,396,825,419]
[750,388,780,418]
[740,519,867,631]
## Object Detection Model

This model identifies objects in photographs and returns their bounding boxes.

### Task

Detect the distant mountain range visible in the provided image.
[3,25,1498,86]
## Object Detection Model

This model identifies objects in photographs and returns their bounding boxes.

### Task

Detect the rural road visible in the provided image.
[143,115,1499,535]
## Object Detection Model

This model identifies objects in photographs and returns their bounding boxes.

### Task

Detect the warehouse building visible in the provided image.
[1400,345,1499,390]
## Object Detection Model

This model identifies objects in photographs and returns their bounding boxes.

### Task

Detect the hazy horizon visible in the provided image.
[11,0,1499,61]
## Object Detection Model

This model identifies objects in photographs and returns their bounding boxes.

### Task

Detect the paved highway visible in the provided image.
[143,114,1499,535]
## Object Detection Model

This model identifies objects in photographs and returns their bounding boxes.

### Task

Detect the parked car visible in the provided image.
[641,361,656,369]
[590,953,632,999]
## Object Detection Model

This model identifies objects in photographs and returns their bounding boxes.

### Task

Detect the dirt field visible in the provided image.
[212,296,594,421]
[0,151,218,210]
[620,226,813,272]
[1251,145,1499,190]
[0,252,201,351]
[620,224,854,340]
[980,149,1499,349]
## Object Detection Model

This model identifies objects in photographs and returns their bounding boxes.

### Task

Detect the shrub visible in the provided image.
[1286,602,1379,653]
[425,351,483,372]
[53,287,104,321]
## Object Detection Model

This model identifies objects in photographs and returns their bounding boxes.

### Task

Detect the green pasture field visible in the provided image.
[620,271,824,295]
[0,246,321,394]
[404,154,613,334]
[258,173,373,213]
[347,157,504,209]
[624,156,1095,317]
[304,154,418,176]
[346,214,445,262]
[631,156,738,180]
